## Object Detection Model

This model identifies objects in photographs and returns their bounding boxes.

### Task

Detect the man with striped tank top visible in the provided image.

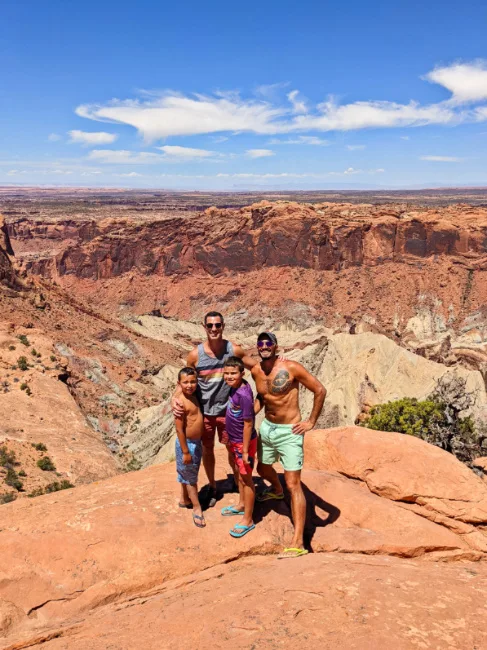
[172,311,257,507]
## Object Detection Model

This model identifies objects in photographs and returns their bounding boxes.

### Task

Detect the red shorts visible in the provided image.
[228,437,257,476]
[202,415,229,448]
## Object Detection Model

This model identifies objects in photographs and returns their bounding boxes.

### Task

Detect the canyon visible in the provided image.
[2,189,487,648]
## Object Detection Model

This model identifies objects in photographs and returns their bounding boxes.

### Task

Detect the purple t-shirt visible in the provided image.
[225,381,257,444]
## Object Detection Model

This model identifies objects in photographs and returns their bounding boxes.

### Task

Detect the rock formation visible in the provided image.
[2,429,487,648]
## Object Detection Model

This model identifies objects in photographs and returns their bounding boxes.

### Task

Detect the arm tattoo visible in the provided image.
[271,370,293,395]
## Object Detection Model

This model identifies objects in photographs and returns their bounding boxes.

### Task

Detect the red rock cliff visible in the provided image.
[8,202,487,281]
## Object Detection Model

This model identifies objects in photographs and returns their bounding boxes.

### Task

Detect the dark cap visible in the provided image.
[257,331,278,345]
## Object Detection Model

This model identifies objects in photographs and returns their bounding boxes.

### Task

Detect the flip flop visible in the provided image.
[256,488,285,503]
[229,523,255,538]
[179,502,193,509]
[277,547,308,559]
[193,513,206,528]
[221,505,245,516]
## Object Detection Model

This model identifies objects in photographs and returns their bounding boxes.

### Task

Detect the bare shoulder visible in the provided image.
[230,340,245,357]
[186,346,199,366]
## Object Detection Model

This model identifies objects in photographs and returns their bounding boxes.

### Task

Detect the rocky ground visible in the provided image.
[2,429,487,649]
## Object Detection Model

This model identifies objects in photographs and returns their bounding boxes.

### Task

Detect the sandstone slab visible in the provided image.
[1,434,486,647]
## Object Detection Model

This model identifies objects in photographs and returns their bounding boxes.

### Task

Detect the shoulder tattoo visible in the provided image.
[271,369,293,395]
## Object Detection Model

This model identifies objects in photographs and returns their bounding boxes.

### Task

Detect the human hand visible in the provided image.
[242,452,249,465]
[172,397,184,417]
[292,420,314,435]
[182,451,192,465]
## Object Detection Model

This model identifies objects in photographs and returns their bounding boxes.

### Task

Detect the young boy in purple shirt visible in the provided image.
[221,356,256,538]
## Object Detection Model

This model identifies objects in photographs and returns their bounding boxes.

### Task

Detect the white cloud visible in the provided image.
[76,95,287,141]
[51,169,73,175]
[47,133,62,142]
[81,171,102,176]
[88,150,164,164]
[158,145,218,160]
[400,136,410,140]
[245,149,275,158]
[269,136,330,146]
[69,130,118,146]
[211,135,229,143]
[115,172,143,177]
[287,90,307,114]
[7,169,28,176]
[424,61,487,103]
[346,145,366,150]
[420,155,463,162]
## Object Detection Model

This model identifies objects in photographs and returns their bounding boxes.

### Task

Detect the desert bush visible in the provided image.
[5,468,23,491]
[361,374,486,466]
[18,470,27,477]
[0,492,17,504]
[18,335,29,346]
[17,356,29,371]
[28,480,74,498]
[44,480,74,493]
[8,345,15,351]
[0,446,16,468]
[37,456,56,471]
[32,442,47,451]
[50,355,56,362]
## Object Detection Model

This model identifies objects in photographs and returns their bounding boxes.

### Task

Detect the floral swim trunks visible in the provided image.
[175,438,203,485]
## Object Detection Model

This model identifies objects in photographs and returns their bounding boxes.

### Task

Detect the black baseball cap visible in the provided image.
[257,331,278,345]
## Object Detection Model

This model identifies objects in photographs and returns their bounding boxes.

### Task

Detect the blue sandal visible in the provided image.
[221,505,245,516]
[229,523,255,538]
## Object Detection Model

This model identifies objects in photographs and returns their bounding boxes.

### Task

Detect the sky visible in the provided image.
[1,0,487,190]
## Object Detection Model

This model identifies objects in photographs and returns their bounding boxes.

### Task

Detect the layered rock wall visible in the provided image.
[0,215,22,290]
[7,202,487,281]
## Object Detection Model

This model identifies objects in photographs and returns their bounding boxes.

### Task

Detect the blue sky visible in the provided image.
[1,0,487,190]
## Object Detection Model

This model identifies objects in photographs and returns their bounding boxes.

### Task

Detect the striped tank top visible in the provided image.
[196,340,234,416]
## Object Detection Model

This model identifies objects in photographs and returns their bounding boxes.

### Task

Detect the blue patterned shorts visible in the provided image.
[176,438,202,485]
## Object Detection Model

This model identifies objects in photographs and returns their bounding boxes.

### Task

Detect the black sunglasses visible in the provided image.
[206,322,223,329]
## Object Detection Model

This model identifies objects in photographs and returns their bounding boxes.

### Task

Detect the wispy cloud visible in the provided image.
[115,172,143,177]
[47,133,62,142]
[245,149,275,158]
[76,60,487,140]
[269,136,330,146]
[287,90,307,114]
[69,130,118,146]
[346,145,366,150]
[420,155,463,162]
[88,150,163,164]
[157,145,220,160]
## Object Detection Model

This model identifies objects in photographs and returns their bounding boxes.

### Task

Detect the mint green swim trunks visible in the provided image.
[258,418,304,471]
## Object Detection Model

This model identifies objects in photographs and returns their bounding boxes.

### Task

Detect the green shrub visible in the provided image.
[28,480,74,498]
[8,345,15,351]
[31,348,37,356]
[361,374,486,467]
[50,355,56,362]
[18,335,29,346]
[18,470,27,477]
[5,468,23,491]
[17,356,29,371]
[32,442,48,452]
[37,456,56,471]
[44,480,74,493]
[20,383,28,391]
[0,492,17,504]
[0,446,16,467]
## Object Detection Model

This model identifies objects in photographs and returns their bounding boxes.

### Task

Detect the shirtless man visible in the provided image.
[252,331,326,559]
[172,311,256,507]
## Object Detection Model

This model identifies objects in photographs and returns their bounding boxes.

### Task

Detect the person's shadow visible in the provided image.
[215,473,340,552]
